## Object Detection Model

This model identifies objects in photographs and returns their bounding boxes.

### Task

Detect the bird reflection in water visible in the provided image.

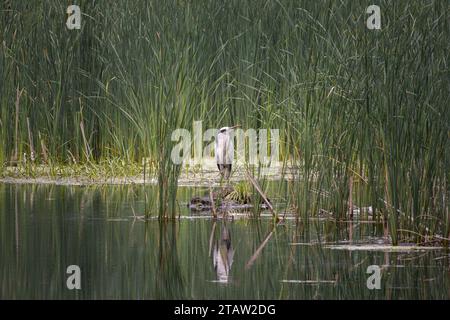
[211,223,235,283]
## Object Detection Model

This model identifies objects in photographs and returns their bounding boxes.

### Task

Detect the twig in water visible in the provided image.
[244,167,276,219]
[245,225,278,269]
[131,205,145,221]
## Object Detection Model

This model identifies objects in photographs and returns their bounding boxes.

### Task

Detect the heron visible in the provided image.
[215,125,240,180]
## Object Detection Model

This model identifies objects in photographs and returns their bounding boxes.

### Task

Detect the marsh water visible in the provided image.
[1,183,449,299]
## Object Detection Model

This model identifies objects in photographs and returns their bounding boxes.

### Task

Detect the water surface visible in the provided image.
[1,184,448,299]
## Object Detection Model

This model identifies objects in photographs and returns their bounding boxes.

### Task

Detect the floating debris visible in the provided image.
[188,185,271,212]
[281,280,337,284]
[323,244,444,252]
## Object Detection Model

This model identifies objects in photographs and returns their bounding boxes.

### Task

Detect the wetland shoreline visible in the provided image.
[0,165,296,186]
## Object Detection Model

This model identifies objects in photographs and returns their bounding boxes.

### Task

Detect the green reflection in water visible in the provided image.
[0,184,449,299]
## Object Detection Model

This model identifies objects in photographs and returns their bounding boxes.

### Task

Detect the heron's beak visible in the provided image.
[230,125,241,130]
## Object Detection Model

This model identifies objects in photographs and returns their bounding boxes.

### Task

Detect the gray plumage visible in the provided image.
[215,125,239,179]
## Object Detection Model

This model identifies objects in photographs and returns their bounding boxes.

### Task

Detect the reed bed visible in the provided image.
[0,1,448,240]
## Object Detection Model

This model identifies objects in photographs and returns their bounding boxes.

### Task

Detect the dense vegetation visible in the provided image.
[0,1,448,241]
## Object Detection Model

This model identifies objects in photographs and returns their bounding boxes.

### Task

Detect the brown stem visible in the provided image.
[11,87,24,163]
[38,131,48,163]
[80,120,91,161]
[244,167,276,218]
[26,117,35,162]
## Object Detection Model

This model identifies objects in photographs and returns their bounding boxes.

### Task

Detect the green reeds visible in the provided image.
[0,1,448,236]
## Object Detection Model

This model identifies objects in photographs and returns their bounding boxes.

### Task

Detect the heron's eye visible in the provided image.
[220,128,227,133]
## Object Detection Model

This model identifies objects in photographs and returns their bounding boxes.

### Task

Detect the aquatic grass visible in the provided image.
[225,181,252,204]
[0,0,448,239]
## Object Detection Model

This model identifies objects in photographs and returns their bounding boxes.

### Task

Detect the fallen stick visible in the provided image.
[245,224,279,269]
[244,167,276,217]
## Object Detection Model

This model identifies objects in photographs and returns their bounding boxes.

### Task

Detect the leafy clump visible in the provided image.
[225,182,252,204]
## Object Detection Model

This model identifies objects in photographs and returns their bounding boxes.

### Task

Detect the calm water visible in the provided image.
[1,184,449,299]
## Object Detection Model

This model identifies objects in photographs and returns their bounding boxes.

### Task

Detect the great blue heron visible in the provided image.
[215,125,240,180]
